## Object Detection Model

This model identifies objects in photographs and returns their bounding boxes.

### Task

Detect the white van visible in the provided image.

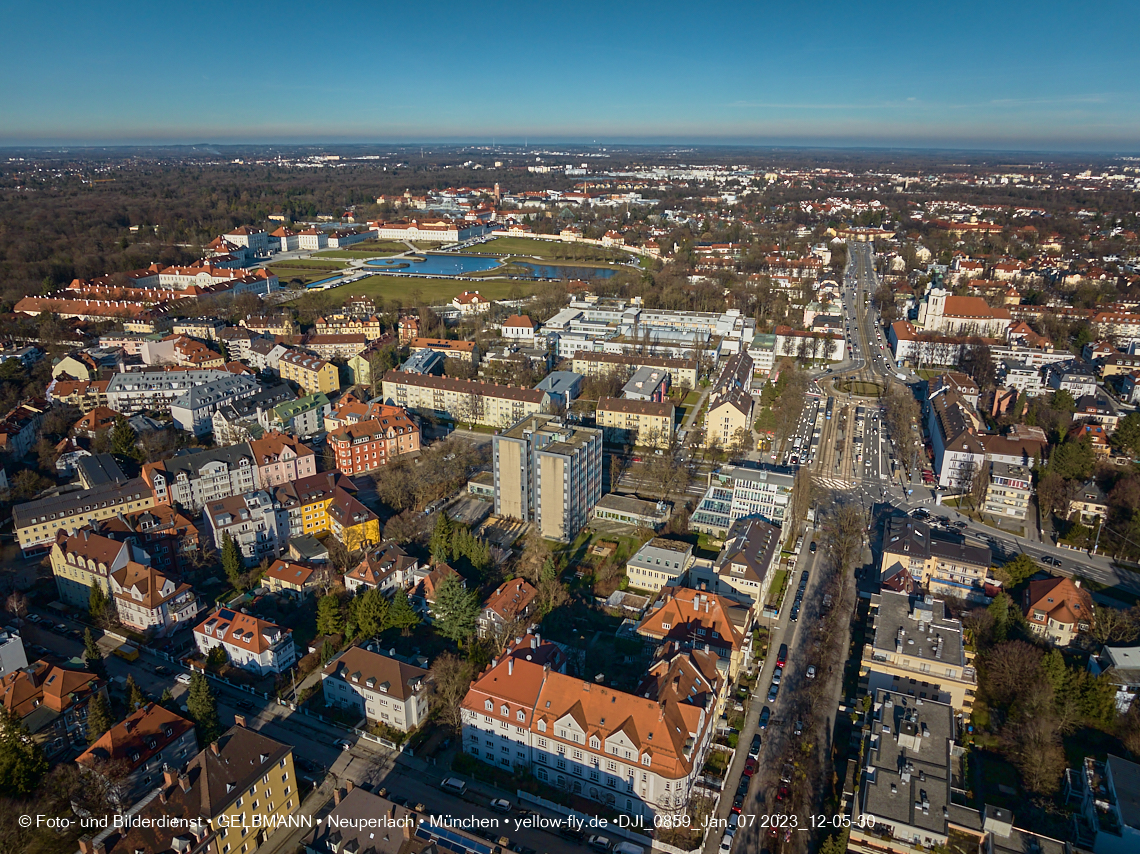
[439,777,467,795]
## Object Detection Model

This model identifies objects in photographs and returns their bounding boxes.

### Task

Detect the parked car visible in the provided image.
[719,833,733,854]
[558,826,586,843]
[809,542,817,553]
[490,798,512,814]
[154,665,170,675]
[767,683,779,702]
[731,795,744,814]
[175,673,192,685]
[236,699,254,711]
[758,707,771,730]
[806,665,816,679]
[771,669,782,686]
[793,720,804,736]
[587,835,611,852]
[776,644,788,668]
[336,740,352,751]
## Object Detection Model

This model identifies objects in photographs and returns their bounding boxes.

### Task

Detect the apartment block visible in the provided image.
[983,461,1031,520]
[77,726,299,854]
[143,443,258,512]
[493,415,603,542]
[880,517,993,604]
[279,348,340,395]
[328,407,420,475]
[203,491,289,567]
[861,591,977,713]
[321,646,431,733]
[596,397,675,448]
[14,478,154,555]
[383,370,549,428]
[0,660,107,756]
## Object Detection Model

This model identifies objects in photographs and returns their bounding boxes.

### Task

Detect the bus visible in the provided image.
[825,398,834,420]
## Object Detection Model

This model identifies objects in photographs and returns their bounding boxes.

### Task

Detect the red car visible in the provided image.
[744,758,757,775]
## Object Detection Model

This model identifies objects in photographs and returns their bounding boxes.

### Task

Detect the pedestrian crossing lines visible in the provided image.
[814,475,853,490]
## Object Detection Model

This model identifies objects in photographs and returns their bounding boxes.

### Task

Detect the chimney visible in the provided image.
[346,780,355,792]
[179,773,191,793]
[1073,579,1081,588]
[210,741,220,756]
[508,659,514,676]
[164,767,178,786]
[159,788,167,804]
[234,714,246,728]
[404,813,417,840]
[334,787,342,806]
[79,837,93,854]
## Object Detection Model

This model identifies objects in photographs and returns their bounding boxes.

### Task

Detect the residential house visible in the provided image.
[1069,479,1109,523]
[636,587,752,679]
[626,539,694,594]
[109,561,200,636]
[263,559,319,600]
[879,516,993,603]
[983,462,1032,521]
[250,431,317,488]
[452,291,489,315]
[1024,576,1094,646]
[143,444,258,512]
[193,608,296,675]
[321,646,431,733]
[478,579,538,638]
[49,528,150,609]
[344,541,419,594]
[75,703,198,804]
[0,660,107,756]
[408,337,481,364]
[706,517,780,609]
[0,399,47,458]
[502,314,537,341]
[409,564,463,620]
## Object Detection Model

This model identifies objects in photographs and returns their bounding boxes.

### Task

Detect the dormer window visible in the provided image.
[517,710,525,722]
[501,704,509,717]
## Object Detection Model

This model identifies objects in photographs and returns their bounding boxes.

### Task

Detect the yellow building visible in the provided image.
[50,528,150,609]
[278,471,381,551]
[78,725,299,854]
[704,389,754,449]
[15,478,154,555]
[597,397,675,447]
[279,348,340,395]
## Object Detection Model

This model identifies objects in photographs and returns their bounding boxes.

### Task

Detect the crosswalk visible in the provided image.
[813,475,854,490]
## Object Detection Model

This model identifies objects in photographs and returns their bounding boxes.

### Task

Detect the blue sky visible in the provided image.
[2,0,1137,150]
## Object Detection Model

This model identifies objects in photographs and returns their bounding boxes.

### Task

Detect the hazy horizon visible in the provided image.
[3,0,1138,152]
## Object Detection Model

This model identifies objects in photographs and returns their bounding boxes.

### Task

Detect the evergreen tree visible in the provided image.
[186,672,222,744]
[221,533,244,592]
[125,674,147,711]
[0,703,48,798]
[86,691,114,744]
[433,575,480,643]
[89,583,109,622]
[206,645,228,670]
[316,594,344,636]
[430,513,453,564]
[351,588,389,639]
[110,417,144,461]
[82,628,106,678]
[159,687,175,708]
[385,588,421,635]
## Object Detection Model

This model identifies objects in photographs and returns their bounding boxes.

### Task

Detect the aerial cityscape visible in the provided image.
[2,6,1140,854]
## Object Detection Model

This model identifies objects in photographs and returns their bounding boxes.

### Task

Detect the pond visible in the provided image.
[365,255,502,276]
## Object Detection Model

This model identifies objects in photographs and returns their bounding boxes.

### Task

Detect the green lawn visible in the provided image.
[331,275,534,305]
[312,246,403,258]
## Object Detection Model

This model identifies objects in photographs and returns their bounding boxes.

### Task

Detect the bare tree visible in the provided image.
[429,652,474,733]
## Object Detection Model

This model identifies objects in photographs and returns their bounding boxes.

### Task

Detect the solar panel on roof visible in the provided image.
[417,826,495,854]
[218,609,236,620]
